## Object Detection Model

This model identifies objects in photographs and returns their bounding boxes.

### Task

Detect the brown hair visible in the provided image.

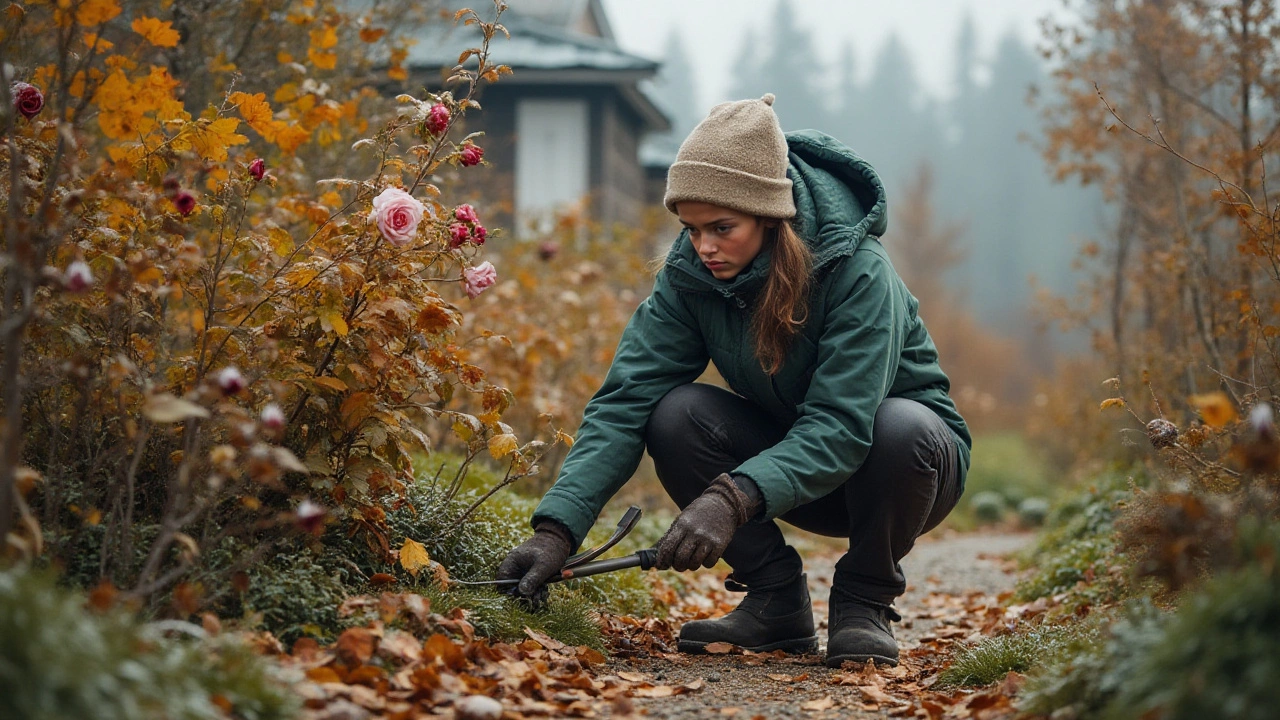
[753,221,812,375]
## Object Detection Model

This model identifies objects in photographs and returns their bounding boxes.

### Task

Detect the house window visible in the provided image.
[515,98,590,235]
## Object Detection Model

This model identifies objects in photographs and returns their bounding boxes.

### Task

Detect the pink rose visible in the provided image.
[64,260,93,292]
[471,223,486,245]
[11,82,43,120]
[448,222,470,249]
[425,103,450,135]
[463,261,497,299]
[173,191,196,216]
[459,143,484,166]
[248,158,266,182]
[454,204,478,224]
[369,187,426,246]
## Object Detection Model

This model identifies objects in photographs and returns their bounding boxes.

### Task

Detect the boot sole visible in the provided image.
[824,651,899,668]
[678,636,820,655]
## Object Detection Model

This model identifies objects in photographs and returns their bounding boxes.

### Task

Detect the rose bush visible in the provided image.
[0,0,551,612]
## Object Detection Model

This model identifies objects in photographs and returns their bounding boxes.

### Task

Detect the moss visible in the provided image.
[0,567,297,720]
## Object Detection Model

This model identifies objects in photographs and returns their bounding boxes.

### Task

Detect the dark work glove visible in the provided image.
[496,520,575,603]
[655,473,761,572]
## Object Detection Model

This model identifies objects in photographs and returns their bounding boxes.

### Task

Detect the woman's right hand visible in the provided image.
[496,520,575,600]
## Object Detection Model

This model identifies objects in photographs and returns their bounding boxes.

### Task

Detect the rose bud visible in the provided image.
[537,241,559,261]
[260,402,286,431]
[248,158,266,182]
[463,260,497,299]
[1146,418,1178,449]
[448,222,470,249]
[216,366,246,395]
[64,260,94,292]
[454,203,478,224]
[369,187,427,246]
[459,142,484,166]
[11,81,44,120]
[173,191,196,216]
[295,499,326,536]
[425,103,450,135]
[471,223,486,245]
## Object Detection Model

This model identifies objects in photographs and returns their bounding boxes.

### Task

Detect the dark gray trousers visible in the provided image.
[645,383,964,607]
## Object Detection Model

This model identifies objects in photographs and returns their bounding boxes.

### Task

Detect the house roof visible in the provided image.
[407,5,656,76]
[408,3,668,132]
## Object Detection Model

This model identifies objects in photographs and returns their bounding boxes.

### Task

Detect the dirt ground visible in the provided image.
[602,531,1032,719]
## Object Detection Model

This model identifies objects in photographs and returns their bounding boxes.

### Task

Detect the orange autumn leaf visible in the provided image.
[1190,392,1239,429]
[359,27,386,43]
[228,91,275,135]
[131,16,180,47]
[76,0,122,27]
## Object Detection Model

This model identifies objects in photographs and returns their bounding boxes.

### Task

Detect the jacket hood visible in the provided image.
[664,129,889,295]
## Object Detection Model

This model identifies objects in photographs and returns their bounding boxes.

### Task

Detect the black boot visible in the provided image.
[677,573,819,654]
[825,593,901,667]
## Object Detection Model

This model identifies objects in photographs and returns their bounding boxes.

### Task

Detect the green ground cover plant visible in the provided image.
[0,567,296,720]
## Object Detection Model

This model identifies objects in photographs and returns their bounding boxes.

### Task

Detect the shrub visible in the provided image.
[970,491,1006,524]
[0,567,296,720]
[0,0,569,618]
[1014,468,1142,608]
[1022,520,1280,720]
[1016,497,1051,527]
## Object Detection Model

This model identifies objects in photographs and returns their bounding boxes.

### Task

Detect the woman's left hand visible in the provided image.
[655,473,756,571]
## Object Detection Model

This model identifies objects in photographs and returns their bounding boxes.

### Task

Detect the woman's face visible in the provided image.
[676,202,768,281]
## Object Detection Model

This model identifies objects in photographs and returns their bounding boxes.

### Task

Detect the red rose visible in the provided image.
[64,260,94,292]
[426,103,450,135]
[248,158,266,182]
[454,204,479,224]
[11,82,43,120]
[459,143,484,166]
[216,366,246,395]
[448,222,470,249]
[173,191,196,216]
[471,223,487,245]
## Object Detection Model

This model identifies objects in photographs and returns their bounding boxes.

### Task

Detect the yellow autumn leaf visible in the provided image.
[488,433,518,460]
[1190,392,1239,429]
[1099,398,1126,411]
[131,16,180,47]
[185,117,248,162]
[76,0,122,27]
[399,538,430,578]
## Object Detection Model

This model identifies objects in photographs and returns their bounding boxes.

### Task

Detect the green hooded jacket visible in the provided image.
[532,130,972,548]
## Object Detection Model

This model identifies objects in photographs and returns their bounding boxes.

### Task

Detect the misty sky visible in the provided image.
[600,0,1070,111]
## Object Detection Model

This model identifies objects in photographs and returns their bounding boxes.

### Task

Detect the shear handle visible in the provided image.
[561,505,642,570]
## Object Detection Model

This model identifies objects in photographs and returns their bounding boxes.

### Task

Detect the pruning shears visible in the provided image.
[454,506,657,587]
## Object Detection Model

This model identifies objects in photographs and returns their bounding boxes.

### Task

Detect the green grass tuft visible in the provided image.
[937,623,1096,688]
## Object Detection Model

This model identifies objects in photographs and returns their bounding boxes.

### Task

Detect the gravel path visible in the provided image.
[604,531,1031,719]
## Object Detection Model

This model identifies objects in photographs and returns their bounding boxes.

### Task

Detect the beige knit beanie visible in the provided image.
[663,93,795,219]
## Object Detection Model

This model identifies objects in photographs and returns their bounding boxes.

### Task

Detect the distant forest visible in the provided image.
[644,1,1105,351]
